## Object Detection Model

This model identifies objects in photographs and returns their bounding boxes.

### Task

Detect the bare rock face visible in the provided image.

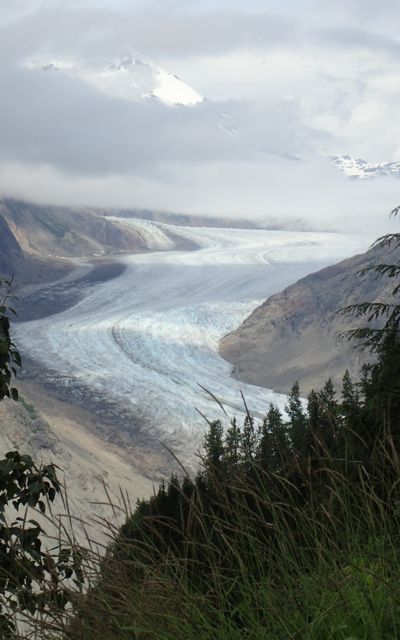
[220,244,399,395]
[0,198,159,284]
[0,214,24,275]
[0,199,145,259]
[0,385,154,545]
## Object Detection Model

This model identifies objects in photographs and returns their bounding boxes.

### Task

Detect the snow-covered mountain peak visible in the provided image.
[100,53,204,106]
[330,154,400,179]
[23,54,204,107]
[148,64,203,107]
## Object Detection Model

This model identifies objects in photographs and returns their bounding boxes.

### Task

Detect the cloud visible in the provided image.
[0,60,322,175]
[1,0,400,230]
[0,64,230,174]
[0,4,300,61]
[2,155,399,236]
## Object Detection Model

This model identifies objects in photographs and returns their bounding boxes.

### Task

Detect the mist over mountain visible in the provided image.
[2,2,400,230]
[25,52,204,107]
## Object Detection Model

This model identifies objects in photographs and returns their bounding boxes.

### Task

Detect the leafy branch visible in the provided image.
[0,278,21,402]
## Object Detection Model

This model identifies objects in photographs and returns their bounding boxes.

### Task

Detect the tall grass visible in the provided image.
[24,425,400,640]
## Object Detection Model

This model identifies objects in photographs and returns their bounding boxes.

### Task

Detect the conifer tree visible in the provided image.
[285,381,308,457]
[359,324,400,442]
[203,420,225,477]
[224,417,241,473]
[341,207,400,354]
[340,206,400,444]
[241,414,257,471]
[307,390,321,436]
[341,370,360,415]
[341,369,362,436]
[268,403,290,468]
[258,404,289,472]
[257,415,274,472]
[318,378,339,452]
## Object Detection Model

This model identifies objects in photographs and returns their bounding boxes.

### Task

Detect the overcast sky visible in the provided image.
[1,0,400,231]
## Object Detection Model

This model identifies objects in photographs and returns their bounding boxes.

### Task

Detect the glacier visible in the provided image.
[15,221,371,462]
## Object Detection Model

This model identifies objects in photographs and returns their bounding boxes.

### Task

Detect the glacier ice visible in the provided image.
[15,221,371,460]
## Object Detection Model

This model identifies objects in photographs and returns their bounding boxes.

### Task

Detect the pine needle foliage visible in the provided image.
[341,205,400,352]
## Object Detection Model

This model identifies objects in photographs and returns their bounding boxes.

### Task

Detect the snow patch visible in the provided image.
[330,154,400,179]
[23,54,204,107]
[108,216,176,250]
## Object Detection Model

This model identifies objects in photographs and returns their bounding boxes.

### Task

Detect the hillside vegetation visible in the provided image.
[62,364,400,639]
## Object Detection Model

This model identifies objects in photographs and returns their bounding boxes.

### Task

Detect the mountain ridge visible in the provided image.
[220,242,398,394]
[24,53,204,107]
[0,198,154,283]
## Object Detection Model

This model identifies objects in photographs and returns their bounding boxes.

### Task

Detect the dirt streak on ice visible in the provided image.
[16,221,371,459]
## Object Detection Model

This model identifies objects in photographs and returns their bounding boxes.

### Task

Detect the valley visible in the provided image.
[14,218,370,469]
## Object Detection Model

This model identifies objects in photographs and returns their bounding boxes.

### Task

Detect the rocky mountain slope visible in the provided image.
[1,198,147,256]
[0,214,25,276]
[0,198,181,283]
[220,243,399,394]
[0,383,154,544]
